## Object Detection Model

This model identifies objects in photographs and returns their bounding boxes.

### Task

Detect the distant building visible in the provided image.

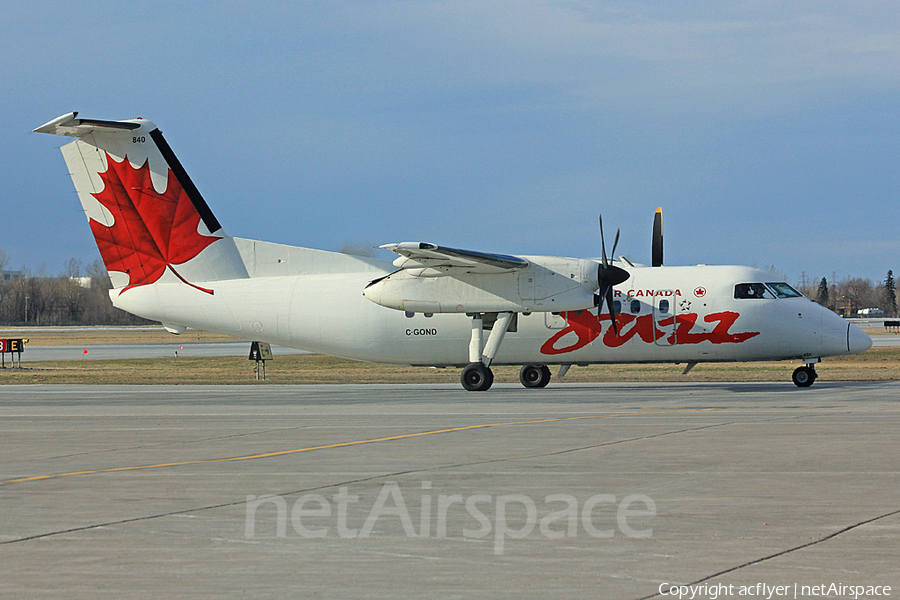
[857,307,884,317]
[69,276,93,289]
[1,270,22,281]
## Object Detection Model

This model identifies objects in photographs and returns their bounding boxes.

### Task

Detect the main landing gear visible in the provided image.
[460,312,513,391]
[519,364,551,388]
[461,362,552,391]
[461,363,494,391]
[460,312,556,391]
[792,365,818,388]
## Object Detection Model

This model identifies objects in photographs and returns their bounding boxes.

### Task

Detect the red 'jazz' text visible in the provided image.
[540,310,760,355]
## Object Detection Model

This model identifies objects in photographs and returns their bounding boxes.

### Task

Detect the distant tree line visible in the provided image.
[0,248,897,325]
[798,270,897,317]
[0,253,151,326]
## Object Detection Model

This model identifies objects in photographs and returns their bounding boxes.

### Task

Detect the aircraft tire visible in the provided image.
[519,364,551,388]
[461,363,494,391]
[792,366,817,388]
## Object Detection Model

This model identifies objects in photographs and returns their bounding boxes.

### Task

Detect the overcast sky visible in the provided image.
[3,1,899,284]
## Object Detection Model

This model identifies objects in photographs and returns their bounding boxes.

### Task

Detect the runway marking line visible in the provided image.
[1,407,719,486]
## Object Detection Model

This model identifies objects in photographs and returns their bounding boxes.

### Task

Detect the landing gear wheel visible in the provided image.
[792,366,817,388]
[461,363,494,391]
[519,364,551,388]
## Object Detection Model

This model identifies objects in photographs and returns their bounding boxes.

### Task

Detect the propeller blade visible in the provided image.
[595,284,608,318]
[598,215,608,269]
[652,207,663,267]
[595,281,621,335]
[595,213,630,333]
[606,286,619,335]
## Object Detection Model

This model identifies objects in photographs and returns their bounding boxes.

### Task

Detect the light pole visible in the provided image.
[24,295,29,323]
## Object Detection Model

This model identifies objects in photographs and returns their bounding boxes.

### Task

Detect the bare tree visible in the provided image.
[64,257,83,278]
[835,277,880,316]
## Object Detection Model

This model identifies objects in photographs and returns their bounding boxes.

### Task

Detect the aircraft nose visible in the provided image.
[847,323,872,354]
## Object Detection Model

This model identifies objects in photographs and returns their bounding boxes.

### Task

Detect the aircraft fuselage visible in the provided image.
[112,247,867,368]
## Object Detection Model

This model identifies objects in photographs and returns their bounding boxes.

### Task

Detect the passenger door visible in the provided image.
[654,293,677,346]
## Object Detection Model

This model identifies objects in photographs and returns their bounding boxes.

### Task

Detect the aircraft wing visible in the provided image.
[381,242,529,274]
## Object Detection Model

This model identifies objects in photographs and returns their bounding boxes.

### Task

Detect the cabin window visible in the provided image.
[630,299,641,313]
[658,299,670,314]
[613,300,622,313]
[766,282,802,299]
[734,283,774,299]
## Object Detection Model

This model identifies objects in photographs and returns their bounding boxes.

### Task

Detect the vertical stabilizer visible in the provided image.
[34,113,248,294]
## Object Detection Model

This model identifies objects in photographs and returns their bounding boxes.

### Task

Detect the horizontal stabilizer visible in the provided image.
[34,112,142,136]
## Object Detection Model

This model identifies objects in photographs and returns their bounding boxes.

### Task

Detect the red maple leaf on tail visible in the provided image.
[90,152,220,295]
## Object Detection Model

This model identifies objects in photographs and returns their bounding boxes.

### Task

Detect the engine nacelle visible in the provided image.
[363,257,602,313]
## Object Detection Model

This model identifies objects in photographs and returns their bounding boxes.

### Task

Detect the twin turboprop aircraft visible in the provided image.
[34,112,872,390]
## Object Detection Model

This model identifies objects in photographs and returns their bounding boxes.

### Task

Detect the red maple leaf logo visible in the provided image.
[90,152,220,294]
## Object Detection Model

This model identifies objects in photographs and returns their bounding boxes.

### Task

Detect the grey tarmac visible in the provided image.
[0,383,897,599]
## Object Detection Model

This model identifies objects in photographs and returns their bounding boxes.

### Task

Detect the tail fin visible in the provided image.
[34,112,248,294]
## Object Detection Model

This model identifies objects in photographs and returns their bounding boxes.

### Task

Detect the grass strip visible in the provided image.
[1,348,898,385]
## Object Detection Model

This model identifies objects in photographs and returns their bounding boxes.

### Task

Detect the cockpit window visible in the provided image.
[766,282,802,299]
[734,283,774,299]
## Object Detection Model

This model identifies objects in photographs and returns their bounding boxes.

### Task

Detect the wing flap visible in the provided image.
[381,242,528,274]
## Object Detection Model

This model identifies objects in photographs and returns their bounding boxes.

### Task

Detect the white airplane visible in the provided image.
[34,112,872,390]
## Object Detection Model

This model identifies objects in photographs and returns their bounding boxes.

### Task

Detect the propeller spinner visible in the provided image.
[596,215,631,335]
